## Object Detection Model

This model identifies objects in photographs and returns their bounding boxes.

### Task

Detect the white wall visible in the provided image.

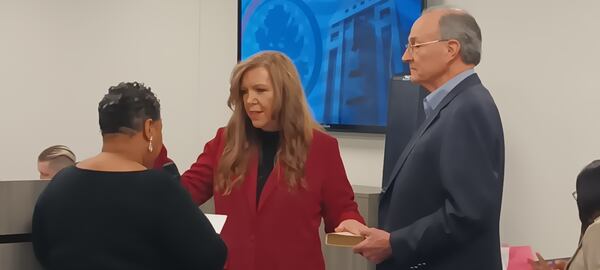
[0,0,235,181]
[2,0,600,259]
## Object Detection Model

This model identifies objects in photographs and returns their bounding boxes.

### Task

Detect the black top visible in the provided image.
[256,130,280,204]
[32,166,227,270]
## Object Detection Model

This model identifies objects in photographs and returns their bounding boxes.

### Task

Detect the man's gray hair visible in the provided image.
[425,7,482,65]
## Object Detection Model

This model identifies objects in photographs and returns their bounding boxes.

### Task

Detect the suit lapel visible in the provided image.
[382,74,481,194]
[257,162,280,212]
[244,152,259,215]
[244,150,280,213]
[382,112,437,193]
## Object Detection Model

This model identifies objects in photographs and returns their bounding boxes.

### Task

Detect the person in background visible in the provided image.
[37,145,76,180]
[531,160,600,270]
[180,51,365,270]
[32,82,226,270]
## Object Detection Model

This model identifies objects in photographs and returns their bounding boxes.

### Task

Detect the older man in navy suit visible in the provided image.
[340,7,505,270]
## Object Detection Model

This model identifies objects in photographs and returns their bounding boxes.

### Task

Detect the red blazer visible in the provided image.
[153,146,173,169]
[153,146,180,179]
[181,128,364,270]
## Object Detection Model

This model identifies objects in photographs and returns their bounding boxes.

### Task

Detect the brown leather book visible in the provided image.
[325,232,365,247]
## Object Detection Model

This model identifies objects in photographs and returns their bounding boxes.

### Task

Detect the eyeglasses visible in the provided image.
[404,39,449,55]
[572,191,578,201]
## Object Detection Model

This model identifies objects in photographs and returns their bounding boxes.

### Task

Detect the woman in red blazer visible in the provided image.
[181,51,365,270]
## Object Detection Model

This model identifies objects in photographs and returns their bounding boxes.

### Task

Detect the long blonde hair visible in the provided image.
[216,51,321,194]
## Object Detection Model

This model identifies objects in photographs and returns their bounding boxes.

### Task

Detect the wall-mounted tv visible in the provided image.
[239,0,424,133]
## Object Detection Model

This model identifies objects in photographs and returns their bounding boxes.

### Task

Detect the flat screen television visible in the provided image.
[238,0,424,133]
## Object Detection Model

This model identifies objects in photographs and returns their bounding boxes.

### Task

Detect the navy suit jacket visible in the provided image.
[378,74,504,270]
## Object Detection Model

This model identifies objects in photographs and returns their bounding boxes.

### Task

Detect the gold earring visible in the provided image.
[148,136,153,152]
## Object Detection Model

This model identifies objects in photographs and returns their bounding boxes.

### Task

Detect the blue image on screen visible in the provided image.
[240,0,423,131]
